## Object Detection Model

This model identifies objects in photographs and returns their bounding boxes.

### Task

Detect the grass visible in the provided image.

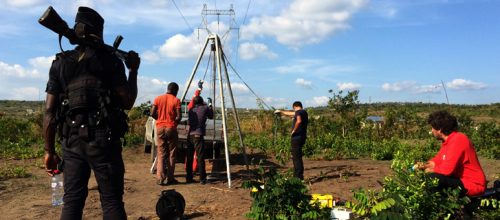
[0,140,45,159]
[0,165,30,180]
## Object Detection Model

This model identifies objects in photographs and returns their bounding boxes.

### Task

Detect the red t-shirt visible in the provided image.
[430,132,486,196]
[153,93,181,129]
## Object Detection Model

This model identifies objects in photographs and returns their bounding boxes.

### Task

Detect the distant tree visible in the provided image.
[328,90,363,137]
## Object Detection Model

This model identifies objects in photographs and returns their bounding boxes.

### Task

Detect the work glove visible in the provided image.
[198,80,204,89]
[207,97,212,107]
[274,110,281,115]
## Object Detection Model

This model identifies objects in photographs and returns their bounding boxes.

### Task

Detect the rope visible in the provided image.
[202,52,212,81]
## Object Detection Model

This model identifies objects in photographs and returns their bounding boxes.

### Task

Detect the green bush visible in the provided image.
[0,116,44,159]
[471,122,500,159]
[0,117,35,141]
[346,151,470,219]
[123,133,143,147]
[243,165,330,220]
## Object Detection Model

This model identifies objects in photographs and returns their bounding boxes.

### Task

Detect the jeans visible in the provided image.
[155,127,178,182]
[186,135,206,181]
[60,129,126,220]
[291,137,305,180]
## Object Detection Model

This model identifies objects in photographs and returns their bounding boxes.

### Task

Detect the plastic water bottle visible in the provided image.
[51,170,64,206]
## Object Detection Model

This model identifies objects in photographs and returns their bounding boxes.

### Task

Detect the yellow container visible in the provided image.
[311,194,334,208]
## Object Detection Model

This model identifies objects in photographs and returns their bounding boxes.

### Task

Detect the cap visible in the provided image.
[75,7,104,31]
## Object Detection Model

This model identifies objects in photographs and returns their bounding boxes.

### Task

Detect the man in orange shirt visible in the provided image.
[151,82,181,185]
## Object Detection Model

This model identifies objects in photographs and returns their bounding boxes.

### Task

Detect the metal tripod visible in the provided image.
[179,34,248,188]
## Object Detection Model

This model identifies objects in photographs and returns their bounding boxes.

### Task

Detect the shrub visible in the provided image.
[346,151,470,219]
[242,165,330,220]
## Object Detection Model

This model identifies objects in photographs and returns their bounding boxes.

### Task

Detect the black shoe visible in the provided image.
[186,178,196,184]
[200,179,207,185]
[166,179,180,185]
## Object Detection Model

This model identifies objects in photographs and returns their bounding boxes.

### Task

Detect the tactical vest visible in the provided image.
[56,47,128,139]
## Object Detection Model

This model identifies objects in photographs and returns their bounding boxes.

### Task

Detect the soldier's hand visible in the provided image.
[44,152,61,177]
[125,50,140,71]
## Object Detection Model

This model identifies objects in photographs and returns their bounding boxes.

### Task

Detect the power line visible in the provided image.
[235,0,252,71]
[242,0,252,26]
[171,0,193,31]
[223,53,273,110]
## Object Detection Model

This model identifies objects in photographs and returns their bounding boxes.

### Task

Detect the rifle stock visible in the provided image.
[39,6,129,60]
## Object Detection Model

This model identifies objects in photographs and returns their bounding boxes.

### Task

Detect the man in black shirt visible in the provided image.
[275,101,308,180]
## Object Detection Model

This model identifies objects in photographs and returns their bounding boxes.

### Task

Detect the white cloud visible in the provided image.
[239,42,278,60]
[414,84,441,94]
[159,34,201,59]
[306,96,329,107]
[295,78,313,89]
[262,97,289,109]
[11,87,40,100]
[382,81,416,92]
[151,78,169,87]
[4,0,43,8]
[141,50,161,63]
[274,59,359,80]
[136,76,171,104]
[0,56,54,100]
[241,0,367,48]
[337,82,361,91]
[382,81,443,94]
[230,82,250,94]
[0,56,53,79]
[446,79,487,91]
[146,21,235,61]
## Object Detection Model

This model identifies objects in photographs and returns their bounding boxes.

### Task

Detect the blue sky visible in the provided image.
[0,0,498,109]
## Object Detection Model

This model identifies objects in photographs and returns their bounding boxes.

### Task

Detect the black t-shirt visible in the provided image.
[45,47,127,99]
[292,109,308,140]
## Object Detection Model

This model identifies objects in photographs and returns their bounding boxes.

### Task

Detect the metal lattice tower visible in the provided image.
[199,4,239,38]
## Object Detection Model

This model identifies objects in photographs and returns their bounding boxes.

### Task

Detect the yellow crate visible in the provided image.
[311,194,334,208]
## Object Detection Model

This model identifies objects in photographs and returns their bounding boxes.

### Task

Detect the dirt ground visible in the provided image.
[1,146,499,220]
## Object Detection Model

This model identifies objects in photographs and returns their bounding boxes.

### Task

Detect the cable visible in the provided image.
[202,52,212,81]
[222,52,273,110]
[171,0,193,31]
[235,0,252,71]
[242,0,252,26]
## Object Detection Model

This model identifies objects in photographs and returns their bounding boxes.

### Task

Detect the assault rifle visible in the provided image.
[38,6,129,61]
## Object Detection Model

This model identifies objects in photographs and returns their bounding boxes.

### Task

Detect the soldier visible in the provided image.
[43,7,140,220]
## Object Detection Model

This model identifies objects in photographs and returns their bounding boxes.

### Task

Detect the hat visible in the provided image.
[75,7,104,32]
